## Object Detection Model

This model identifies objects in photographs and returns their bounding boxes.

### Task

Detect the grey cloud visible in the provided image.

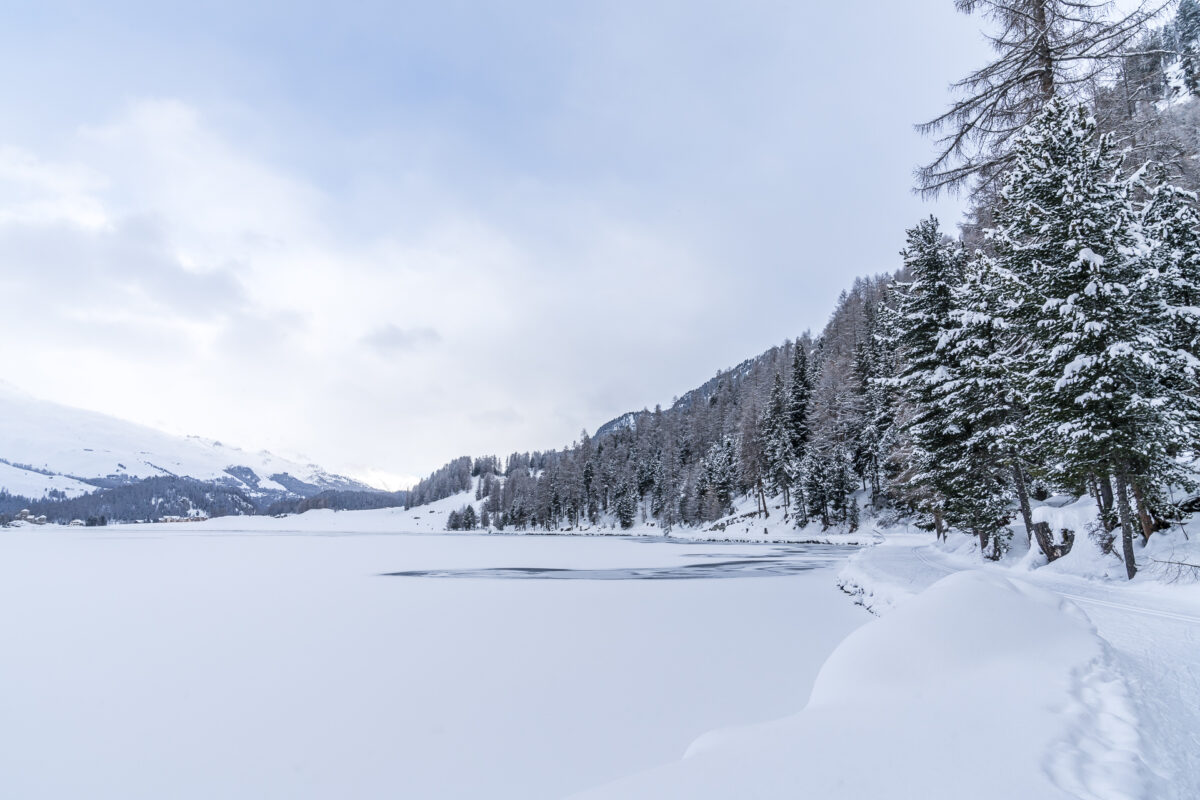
[469,407,523,428]
[0,215,248,318]
[361,324,441,354]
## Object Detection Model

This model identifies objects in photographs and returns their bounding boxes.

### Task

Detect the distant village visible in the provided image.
[6,508,208,527]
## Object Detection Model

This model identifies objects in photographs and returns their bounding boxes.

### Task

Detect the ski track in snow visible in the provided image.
[860,543,1200,799]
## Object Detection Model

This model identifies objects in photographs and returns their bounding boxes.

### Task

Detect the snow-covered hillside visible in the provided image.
[0,382,372,500]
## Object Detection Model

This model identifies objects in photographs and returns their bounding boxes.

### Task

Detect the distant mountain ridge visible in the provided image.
[0,382,375,508]
[592,355,764,440]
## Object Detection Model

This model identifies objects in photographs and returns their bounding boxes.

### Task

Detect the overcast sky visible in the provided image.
[0,1,990,488]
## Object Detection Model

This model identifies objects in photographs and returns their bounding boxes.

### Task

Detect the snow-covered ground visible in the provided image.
[4,490,1197,798]
[574,569,1148,799]
[0,522,868,799]
[838,530,1200,800]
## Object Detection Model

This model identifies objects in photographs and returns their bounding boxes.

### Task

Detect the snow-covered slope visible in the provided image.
[0,382,372,499]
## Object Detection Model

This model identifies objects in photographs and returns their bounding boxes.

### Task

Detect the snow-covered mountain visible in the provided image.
[0,382,373,501]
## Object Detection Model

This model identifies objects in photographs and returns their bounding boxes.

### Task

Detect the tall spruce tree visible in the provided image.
[939,254,1021,557]
[854,301,899,506]
[1178,0,1200,94]
[1135,176,1200,526]
[993,98,1199,578]
[1142,177,1200,371]
[786,344,812,523]
[891,216,966,538]
[802,450,830,529]
[761,373,795,508]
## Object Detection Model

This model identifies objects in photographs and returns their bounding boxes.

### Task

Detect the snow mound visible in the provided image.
[572,571,1148,800]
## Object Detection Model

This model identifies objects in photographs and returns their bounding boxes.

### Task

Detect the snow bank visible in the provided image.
[860,491,1200,590]
[837,532,940,613]
[572,571,1148,800]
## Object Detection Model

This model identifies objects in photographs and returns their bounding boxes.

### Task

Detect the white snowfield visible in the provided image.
[0,522,868,799]
[2,494,1198,798]
[0,382,365,498]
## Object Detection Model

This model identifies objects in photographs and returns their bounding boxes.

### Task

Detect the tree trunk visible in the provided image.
[1009,457,1036,545]
[757,479,769,519]
[933,507,946,542]
[1129,480,1155,544]
[1031,0,1056,101]
[1031,521,1058,561]
[1099,474,1116,530]
[1087,474,1105,517]
[1115,474,1139,580]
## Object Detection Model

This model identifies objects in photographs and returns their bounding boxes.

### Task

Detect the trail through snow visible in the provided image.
[843,537,1200,799]
[573,568,1146,799]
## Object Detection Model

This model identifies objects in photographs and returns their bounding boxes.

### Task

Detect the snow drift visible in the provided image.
[572,570,1148,799]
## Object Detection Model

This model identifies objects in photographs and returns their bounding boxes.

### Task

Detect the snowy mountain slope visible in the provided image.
[0,382,373,500]
[0,460,95,499]
[592,355,764,440]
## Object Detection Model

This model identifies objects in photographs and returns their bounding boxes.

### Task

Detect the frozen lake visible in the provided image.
[0,525,869,798]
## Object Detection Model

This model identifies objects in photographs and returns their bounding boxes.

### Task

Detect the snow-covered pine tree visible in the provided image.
[1134,175,1200,529]
[1178,0,1200,94]
[787,344,812,524]
[891,216,966,539]
[853,299,899,507]
[699,436,738,520]
[827,442,859,531]
[760,373,795,508]
[614,477,636,529]
[801,450,830,529]
[938,253,1019,558]
[992,98,1199,578]
[1142,176,1200,377]
[954,250,1055,556]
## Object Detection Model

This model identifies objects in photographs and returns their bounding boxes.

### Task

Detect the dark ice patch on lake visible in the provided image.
[382,542,850,580]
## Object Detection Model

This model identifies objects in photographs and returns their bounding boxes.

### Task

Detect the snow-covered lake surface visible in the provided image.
[0,525,868,799]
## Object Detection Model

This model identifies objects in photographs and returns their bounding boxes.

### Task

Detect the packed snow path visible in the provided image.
[843,536,1200,799]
